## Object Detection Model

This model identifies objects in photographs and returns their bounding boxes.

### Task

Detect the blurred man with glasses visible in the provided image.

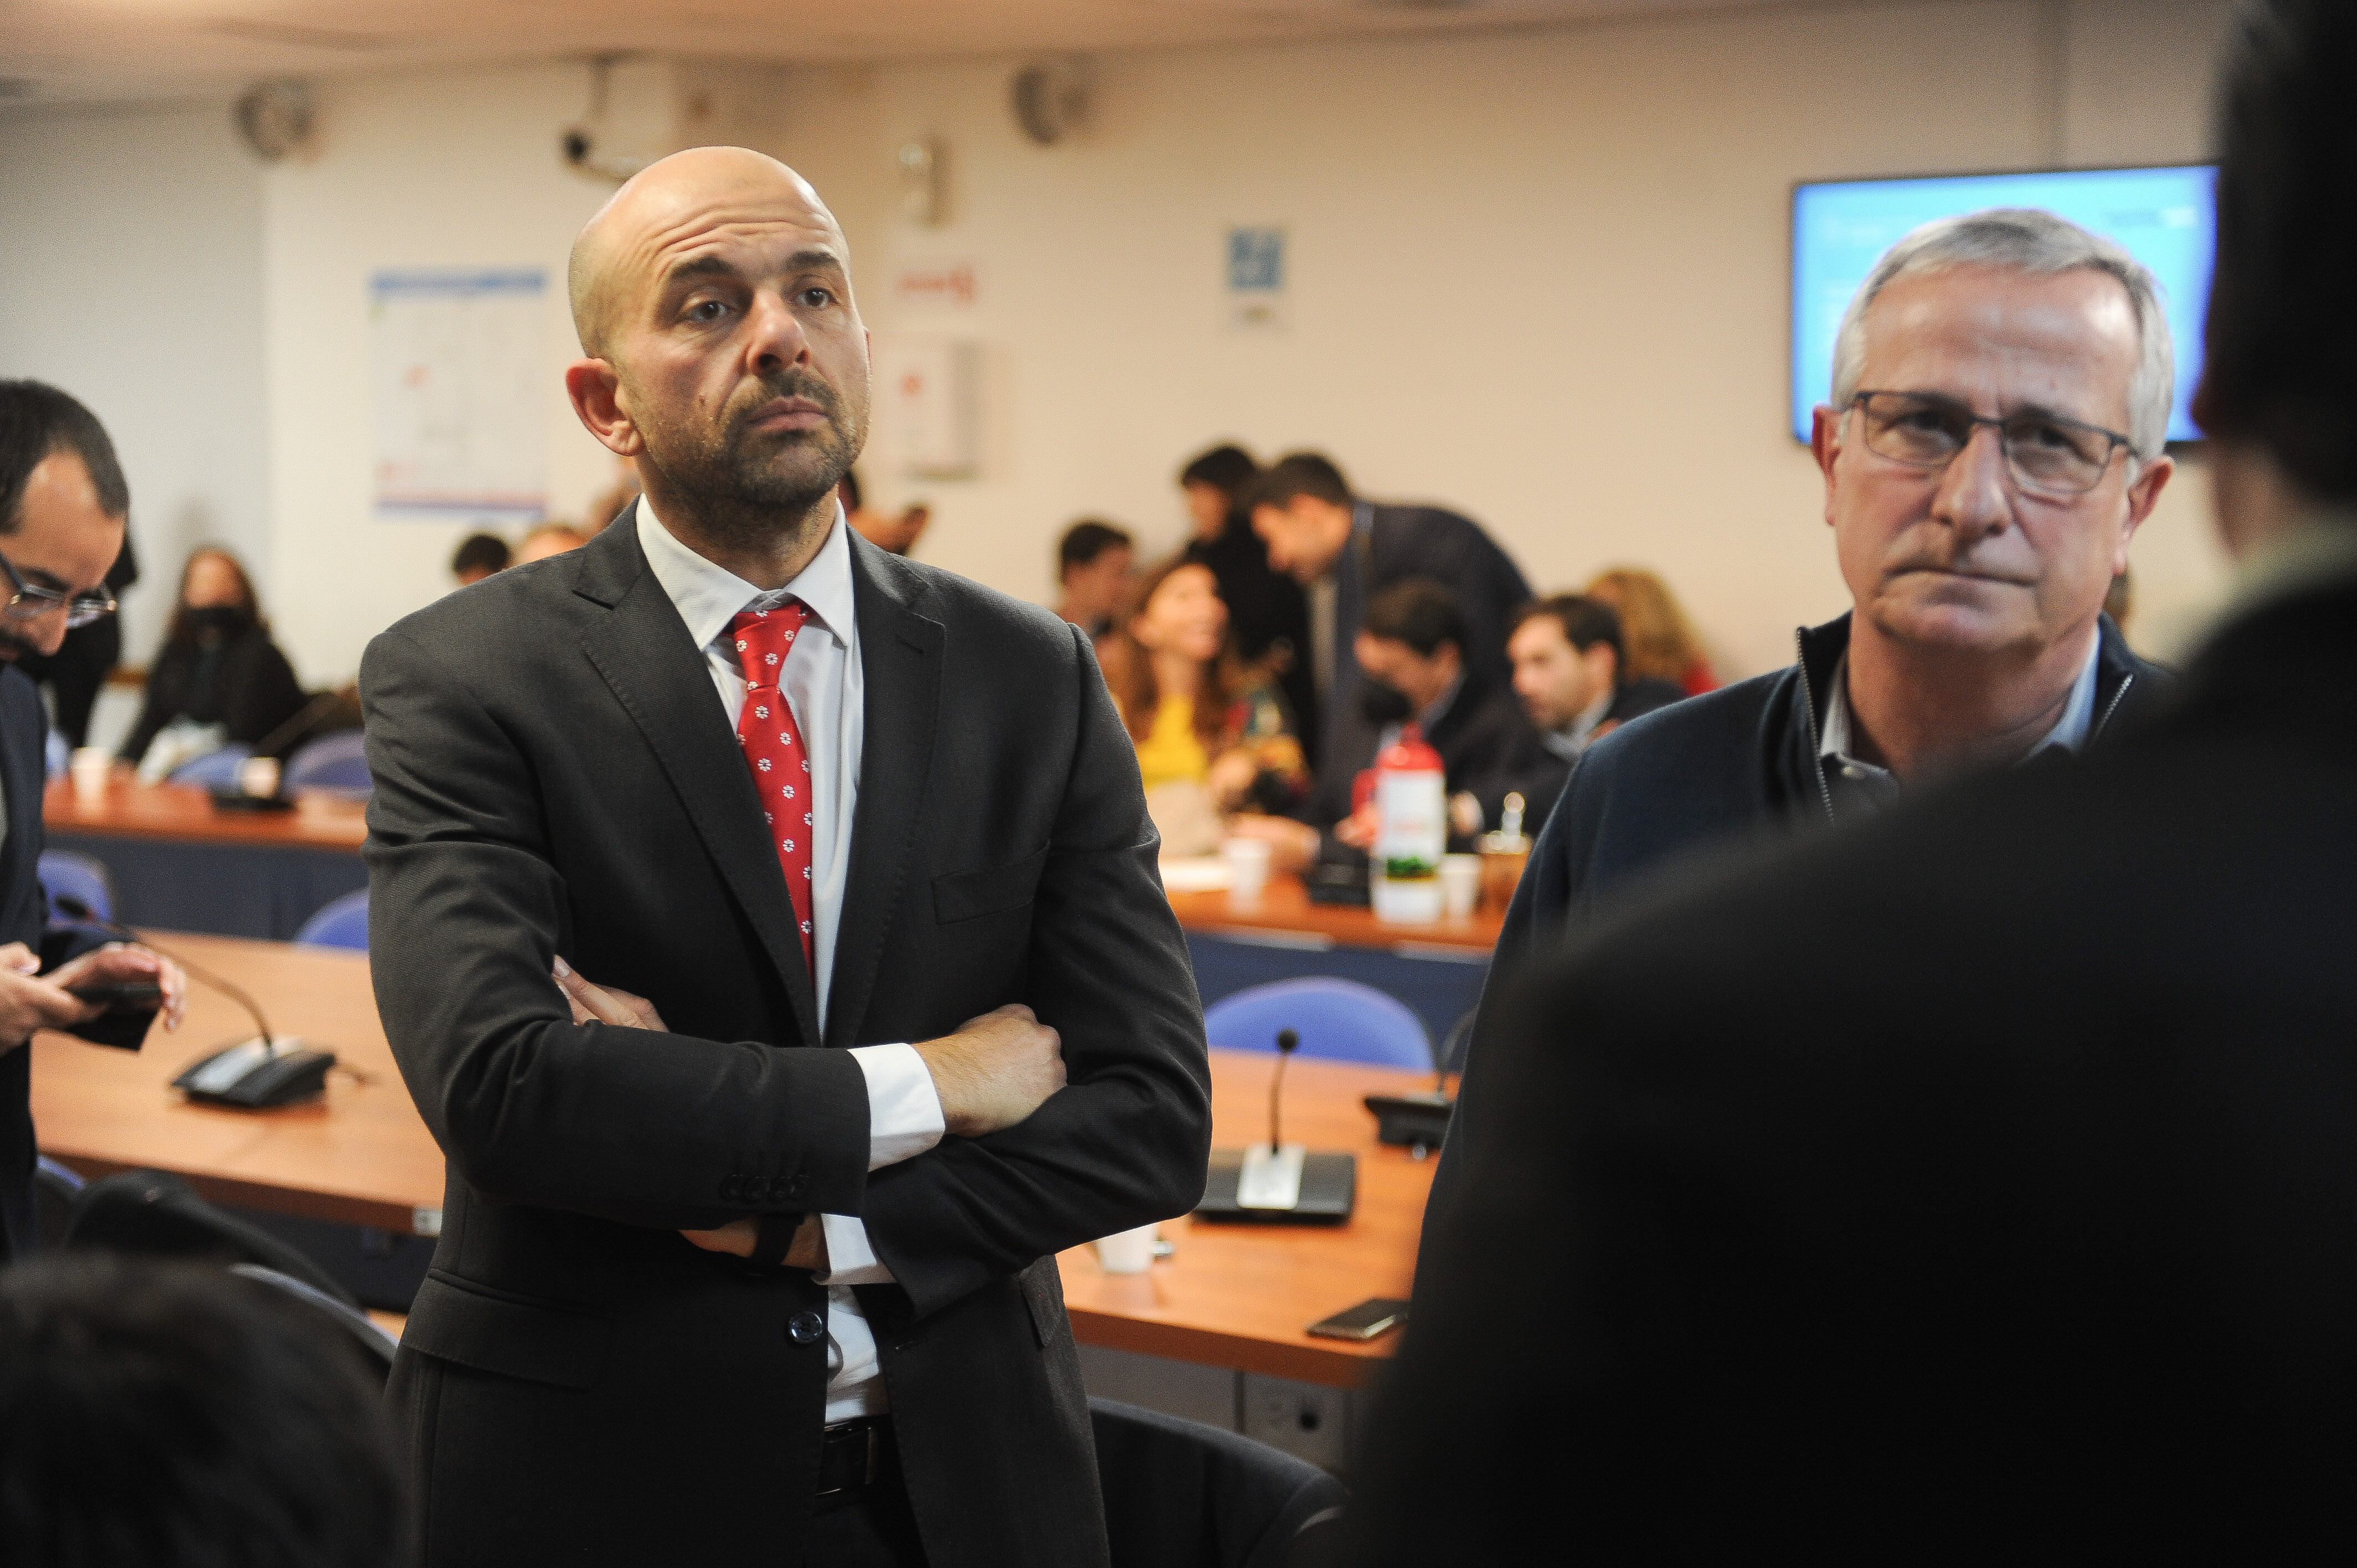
[1431,211,2176,1223]
[0,381,188,1261]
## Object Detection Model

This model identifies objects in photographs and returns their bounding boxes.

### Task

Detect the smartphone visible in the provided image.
[68,980,164,1009]
[1305,1297,1409,1342]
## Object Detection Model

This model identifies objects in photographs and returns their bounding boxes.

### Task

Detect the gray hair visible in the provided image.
[1829,208,2174,461]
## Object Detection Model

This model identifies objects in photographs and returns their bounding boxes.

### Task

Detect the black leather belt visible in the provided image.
[814,1416,897,1509]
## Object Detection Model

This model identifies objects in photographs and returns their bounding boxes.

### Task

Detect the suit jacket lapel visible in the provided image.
[572,512,823,1048]
[825,535,943,1051]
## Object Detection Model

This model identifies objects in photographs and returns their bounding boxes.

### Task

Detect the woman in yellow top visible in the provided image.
[1098,556,1306,823]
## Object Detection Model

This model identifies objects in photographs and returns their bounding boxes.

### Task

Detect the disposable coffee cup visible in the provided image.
[238,755,282,799]
[1439,853,1481,919]
[69,747,111,803]
[1220,836,1272,906]
[1093,1222,1159,1275]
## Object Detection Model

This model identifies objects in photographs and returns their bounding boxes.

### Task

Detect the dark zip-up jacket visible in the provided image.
[1488,610,2168,966]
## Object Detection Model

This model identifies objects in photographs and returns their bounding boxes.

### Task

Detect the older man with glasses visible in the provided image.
[1432,209,2176,1208]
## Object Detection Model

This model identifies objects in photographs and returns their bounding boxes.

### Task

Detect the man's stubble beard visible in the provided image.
[635,370,869,553]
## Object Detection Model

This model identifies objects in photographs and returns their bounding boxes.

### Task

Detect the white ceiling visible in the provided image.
[3,0,1829,106]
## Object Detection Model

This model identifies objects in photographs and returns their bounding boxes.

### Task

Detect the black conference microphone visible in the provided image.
[1195,1025,1357,1225]
[53,898,336,1110]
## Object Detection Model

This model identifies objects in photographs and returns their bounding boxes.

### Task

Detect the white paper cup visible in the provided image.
[238,755,282,799]
[1093,1222,1159,1275]
[1220,836,1272,905]
[1439,853,1481,919]
[69,747,111,803]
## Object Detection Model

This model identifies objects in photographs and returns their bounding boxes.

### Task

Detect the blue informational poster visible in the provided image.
[1790,166,2215,444]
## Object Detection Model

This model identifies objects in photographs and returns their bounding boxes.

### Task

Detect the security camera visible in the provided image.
[559,126,649,185]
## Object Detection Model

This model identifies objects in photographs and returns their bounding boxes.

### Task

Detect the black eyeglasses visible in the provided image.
[1847,390,2135,498]
[0,549,119,630]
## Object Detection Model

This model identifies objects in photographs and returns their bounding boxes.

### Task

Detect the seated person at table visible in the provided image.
[1233,577,1535,871]
[1586,565,1719,695]
[1501,594,1688,822]
[1177,443,1314,746]
[118,547,307,775]
[513,522,588,564]
[1099,556,1306,855]
[449,531,510,587]
[1053,517,1134,639]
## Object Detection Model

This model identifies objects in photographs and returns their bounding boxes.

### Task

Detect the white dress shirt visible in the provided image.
[636,499,946,1422]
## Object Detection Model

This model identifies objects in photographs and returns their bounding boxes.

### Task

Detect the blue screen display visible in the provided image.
[1790,164,2216,445]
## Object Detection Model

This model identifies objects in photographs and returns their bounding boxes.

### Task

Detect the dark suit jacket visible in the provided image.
[1349,561,2357,1556]
[361,515,1213,1568]
[1186,510,1314,761]
[0,667,110,1260]
[1314,503,1531,778]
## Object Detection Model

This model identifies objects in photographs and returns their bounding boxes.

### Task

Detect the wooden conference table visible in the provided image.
[45,779,1508,1038]
[30,933,1437,1389]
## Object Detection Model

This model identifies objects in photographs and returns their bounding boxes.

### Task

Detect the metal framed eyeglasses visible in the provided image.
[1847,390,2135,498]
[0,548,119,630]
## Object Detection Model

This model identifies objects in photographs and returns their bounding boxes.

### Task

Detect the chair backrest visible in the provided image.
[284,729,371,794]
[294,889,369,951]
[228,1264,398,1386]
[1204,978,1432,1070]
[36,850,114,925]
[1090,1397,1348,1568]
[63,1169,360,1311]
[33,1156,86,1252]
[169,744,252,788]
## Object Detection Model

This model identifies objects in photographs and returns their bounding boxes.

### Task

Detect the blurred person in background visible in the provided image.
[1586,566,1718,695]
[1053,517,1135,638]
[839,468,930,557]
[0,1256,406,1568]
[117,546,306,772]
[1099,556,1306,854]
[1501,593,1688,822]
[1177,443,1313,749]
[514,522,588,564]
[1244,452,1529,777]
[450,531,510,587]
[582,459,642,538]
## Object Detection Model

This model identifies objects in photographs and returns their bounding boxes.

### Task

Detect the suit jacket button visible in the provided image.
[719,1175,744,1201]
[784,1174,810,1201]
[786,1311,825,1345]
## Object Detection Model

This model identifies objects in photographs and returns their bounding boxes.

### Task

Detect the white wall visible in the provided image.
[781,0,2241,677]
[2,0,2243,686]
[0,98,270,677]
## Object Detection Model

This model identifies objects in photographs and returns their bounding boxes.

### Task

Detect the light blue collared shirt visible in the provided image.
[1819,633,2102,795]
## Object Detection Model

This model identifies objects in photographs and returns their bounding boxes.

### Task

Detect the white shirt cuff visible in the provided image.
[816,1213,895,1286]
[850,1041,945,1172]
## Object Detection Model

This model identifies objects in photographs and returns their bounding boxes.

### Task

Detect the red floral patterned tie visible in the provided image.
[729,603,816,969]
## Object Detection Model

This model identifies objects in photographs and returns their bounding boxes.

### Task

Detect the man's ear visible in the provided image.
[2117,453,2175,573]
[1812,403,1845,531]
[564,359,645,457]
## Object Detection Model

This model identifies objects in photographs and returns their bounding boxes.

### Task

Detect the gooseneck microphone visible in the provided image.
[1267,1027,1298,1153]
[53,896,277,1050]
[53,898,336,1108]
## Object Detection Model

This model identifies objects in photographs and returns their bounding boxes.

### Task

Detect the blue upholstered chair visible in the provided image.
[37,850,114,925]
[285,730,370,795]
[169,745,253,788]
[1203,977,1432,1071]
[294,889,369,951]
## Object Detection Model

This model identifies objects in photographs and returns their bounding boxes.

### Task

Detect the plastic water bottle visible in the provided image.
[1370,724,1445,923]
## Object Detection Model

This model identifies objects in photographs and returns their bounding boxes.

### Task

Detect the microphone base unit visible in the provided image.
[172,1037,338,1110]
[1364,1090,1454,1154]
[1195,1144,1356,1224]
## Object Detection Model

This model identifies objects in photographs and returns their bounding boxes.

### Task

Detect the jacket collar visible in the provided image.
[1780,610,2167,821]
